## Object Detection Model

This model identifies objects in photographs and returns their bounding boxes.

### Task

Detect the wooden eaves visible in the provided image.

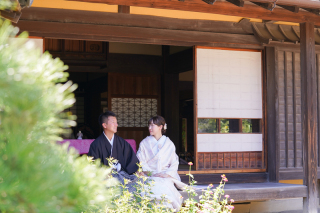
[17,7,320,48]
[16,7,262,48]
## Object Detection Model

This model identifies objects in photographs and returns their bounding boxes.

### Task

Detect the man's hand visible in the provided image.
[136,171,146,177]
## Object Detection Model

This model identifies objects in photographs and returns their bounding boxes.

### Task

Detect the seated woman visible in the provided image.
[136,116,186,211]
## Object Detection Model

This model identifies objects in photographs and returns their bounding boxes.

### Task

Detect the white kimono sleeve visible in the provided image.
[159,145,180,180]
[136,141,153,172]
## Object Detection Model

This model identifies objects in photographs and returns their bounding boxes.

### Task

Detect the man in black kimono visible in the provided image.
[88,111,139,176]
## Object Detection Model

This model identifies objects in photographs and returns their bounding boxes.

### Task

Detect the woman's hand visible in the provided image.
[152,173,171,178]
[135,171,152,177]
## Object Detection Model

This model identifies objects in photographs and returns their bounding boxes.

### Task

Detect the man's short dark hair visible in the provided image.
[99,111,117,127]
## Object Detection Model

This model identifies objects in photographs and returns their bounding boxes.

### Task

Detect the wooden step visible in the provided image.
[179,182,307,202]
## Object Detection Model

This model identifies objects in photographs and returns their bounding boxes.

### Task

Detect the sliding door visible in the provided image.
[195,47,265,172]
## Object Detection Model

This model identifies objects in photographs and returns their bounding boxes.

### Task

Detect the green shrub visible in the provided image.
[104,160,234,213]
[0,19,116,213]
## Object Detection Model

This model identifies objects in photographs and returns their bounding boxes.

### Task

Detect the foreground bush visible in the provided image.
[0,19,116,212]
[103,159,234,213]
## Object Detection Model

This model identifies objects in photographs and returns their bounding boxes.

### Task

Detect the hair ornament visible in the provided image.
[164,123,167,130]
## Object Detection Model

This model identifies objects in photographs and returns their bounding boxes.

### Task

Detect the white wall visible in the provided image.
[197,134,262,152]
[196,48,262,152]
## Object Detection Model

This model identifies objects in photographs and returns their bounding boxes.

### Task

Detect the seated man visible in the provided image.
[88,111,139,188]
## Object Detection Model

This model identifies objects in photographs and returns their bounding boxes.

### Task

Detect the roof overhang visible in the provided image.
[14,7,320,47]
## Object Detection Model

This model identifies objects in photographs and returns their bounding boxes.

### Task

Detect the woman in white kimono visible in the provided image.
[136,116,186,211]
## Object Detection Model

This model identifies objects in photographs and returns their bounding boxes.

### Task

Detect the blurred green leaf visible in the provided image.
[0,19,115,212]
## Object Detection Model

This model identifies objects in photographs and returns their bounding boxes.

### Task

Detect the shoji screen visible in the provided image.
[196,47,264,171]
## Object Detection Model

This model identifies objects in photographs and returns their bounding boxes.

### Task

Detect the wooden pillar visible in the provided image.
[162,45,180,152]
[266,46,280,182]
[300,22,318,213]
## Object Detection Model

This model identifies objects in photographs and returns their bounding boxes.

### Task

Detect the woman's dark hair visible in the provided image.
[148,115,166,134]
[99,111,117,128]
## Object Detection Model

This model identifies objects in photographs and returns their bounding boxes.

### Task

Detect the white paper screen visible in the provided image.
[196,48,262,152]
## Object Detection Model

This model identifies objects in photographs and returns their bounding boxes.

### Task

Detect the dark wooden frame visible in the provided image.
[197,118,263,134]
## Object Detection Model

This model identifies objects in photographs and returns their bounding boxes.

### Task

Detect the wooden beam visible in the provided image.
[19,8,253,35]
[15,20,261,47]
[118,5,130,13]
[67,0,320,26]
[225,0,244,7]
[251,2,276,11]
[300,22,318,213]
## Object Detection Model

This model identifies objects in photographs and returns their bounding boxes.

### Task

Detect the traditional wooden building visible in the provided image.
[6,0,320,212]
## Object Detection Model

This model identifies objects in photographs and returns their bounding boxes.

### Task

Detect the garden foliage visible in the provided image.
[0,18,116,213]
[104,160,234,213]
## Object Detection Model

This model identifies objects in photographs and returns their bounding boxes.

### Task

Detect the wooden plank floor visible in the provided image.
[179,183,307,202]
